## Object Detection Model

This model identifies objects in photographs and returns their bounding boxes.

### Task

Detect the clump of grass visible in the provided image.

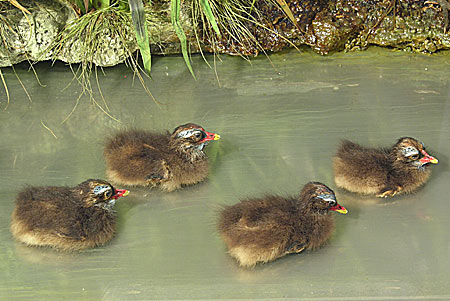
[48,7,135,71]
[192,0,262,58]
[65,0,152,76]
[1,0,40,110]
[43,6,157,121]
[191,0,299,60]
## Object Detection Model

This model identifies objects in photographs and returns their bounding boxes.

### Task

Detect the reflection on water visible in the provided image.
[1,48,449,299]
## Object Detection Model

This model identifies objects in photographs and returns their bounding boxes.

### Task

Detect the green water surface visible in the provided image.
[0,48,449,300]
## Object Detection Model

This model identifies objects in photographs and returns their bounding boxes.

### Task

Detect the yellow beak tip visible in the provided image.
[123,190,130,196]
[214,134,221,140]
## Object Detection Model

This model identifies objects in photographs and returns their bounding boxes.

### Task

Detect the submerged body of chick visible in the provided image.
[10,179,129,251]
[104,124,220,191]
[218,182,347,267]
[333,137,438,197]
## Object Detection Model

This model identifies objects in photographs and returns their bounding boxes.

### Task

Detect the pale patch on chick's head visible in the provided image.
[77,179,129,210]
[299,182,347,215]
[171,123,220,153]
[394,137,438,170]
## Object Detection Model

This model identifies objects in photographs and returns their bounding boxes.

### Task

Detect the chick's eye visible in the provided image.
[410,154,419,160]
[104,190,112,199]
[194,131,206,139]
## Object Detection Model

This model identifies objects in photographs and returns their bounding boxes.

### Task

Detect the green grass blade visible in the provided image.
[171,0,196,78]
[274,0,300,30]
[200,0,220,36]
[92,0,110,9]
[74,0,88,14]
[129,0,152,75]
[250,0,257,12]
[100,0,110,7]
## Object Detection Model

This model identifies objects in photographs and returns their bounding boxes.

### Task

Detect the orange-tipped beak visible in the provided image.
[329,204,348,214]
[420,150,438,164]
[113,189,130,199]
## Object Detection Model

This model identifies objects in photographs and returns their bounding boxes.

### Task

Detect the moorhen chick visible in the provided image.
[333,137,438,197]
[10,179,129,251]
[104,123,220,191]
[217,182,347,267]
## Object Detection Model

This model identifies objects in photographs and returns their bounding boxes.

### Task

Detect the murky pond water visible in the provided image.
[1,48,449,300]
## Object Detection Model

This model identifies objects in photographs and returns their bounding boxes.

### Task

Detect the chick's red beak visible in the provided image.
[329,203,348,214]
[420,150,438,164]
[113,189,130,199]
[202,131,220,142]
